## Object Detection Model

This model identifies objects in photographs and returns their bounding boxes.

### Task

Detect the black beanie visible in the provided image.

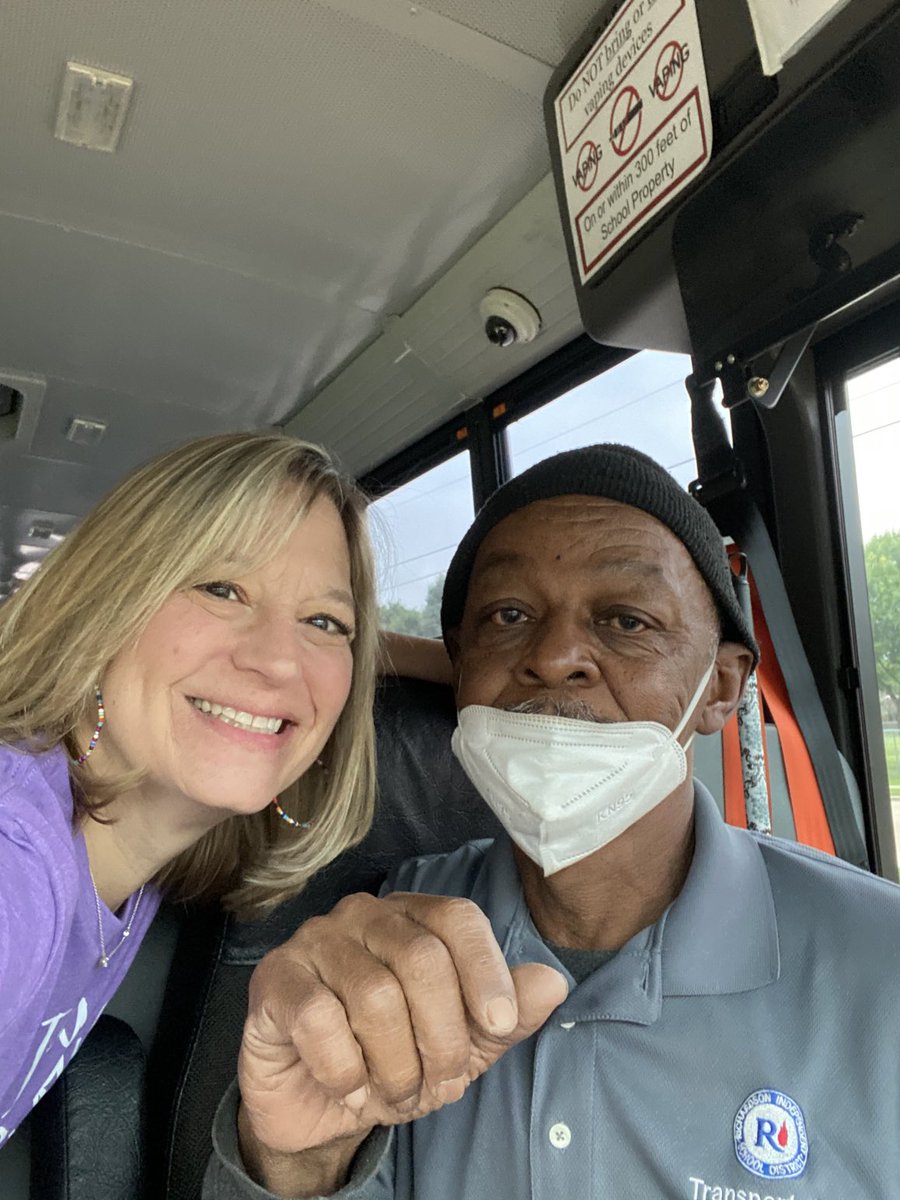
[441,444,759,665]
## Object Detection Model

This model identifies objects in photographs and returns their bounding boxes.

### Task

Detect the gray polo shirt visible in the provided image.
[206,783,900,1199]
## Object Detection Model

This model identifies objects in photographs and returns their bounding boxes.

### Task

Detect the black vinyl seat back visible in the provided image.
[154,677,501,1200]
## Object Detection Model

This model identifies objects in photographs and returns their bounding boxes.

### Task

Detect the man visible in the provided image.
[206,445,900,1199]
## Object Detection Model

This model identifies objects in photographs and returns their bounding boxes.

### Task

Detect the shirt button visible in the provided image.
[549,1122,571,1149]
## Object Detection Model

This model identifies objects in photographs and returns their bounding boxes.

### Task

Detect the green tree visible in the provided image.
[378,572,446,638]
[419,574,444,638]
[865,531,900,721]
[377,601,428,636]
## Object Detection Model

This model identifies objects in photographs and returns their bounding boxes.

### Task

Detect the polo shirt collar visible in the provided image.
[467,781,780,1026]
[660,781,780,996]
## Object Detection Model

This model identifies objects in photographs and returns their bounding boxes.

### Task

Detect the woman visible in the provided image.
[0,431,381,1145]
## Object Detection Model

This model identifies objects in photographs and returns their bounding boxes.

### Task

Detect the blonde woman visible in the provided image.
[0,431,383,1146]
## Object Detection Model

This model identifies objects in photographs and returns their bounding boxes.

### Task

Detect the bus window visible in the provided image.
[371,451,474,637]
[506,351,698,486]
[846,356,900,874]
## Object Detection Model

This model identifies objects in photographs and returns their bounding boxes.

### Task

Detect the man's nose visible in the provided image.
[516,615,601,688]
[231,610,300,683]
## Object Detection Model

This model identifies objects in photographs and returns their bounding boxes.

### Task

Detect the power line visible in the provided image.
[852,415,900,441]
[380,565,446,595]
[512,375,688,460]
[379,540,459,571]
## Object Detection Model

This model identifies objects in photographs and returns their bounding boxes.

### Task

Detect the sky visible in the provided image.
[845,356,900,543]
[372,348,900,613]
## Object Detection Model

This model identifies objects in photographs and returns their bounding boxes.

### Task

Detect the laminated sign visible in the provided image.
[745,0,854,75]
[554,0,712,285]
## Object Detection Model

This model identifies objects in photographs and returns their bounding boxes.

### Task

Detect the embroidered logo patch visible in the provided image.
[733,1089,808,1180]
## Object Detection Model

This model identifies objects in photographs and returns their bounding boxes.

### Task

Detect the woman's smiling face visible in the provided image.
[94,495,355,824]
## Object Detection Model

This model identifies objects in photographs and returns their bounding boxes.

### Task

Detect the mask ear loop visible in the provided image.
[674,656,718,748]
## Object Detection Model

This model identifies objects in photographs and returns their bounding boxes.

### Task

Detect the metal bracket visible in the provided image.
[701,322,819,412]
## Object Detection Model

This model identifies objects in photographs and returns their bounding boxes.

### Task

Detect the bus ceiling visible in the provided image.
[546,0,900,382]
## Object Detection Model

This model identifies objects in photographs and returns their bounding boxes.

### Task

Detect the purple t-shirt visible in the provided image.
[0,744,160,1144]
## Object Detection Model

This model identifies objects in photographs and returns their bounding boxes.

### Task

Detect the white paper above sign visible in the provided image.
[744,0,854,76]
[553,0,712,287]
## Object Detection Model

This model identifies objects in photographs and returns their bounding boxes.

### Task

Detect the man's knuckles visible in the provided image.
[384,926,456,986]
[388,893,493,942]
[341,969,410,1031]
[329,891,386,928]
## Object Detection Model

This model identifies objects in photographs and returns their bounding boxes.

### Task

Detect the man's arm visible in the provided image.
[203,1082,394,1200]
[237,1105,368,1196]
[378,632,453,686]
[209,891,567,1198]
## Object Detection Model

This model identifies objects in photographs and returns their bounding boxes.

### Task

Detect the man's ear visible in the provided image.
[445,628,461,682]
[695,642,755,735]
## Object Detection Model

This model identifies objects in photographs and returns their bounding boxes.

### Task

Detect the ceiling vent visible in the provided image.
[66,417,107,446]
[55,62,135,152]
[28,522,56,542]
[0,386,24,440]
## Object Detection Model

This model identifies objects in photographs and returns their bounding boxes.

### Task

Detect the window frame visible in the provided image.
[364,314,900,877]
[360,335,630,509]
[815,296,900,878]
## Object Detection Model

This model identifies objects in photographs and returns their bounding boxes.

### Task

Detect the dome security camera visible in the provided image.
[479,288,542,348]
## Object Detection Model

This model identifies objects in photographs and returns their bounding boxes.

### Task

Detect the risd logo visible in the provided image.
[733,1090,808,1181]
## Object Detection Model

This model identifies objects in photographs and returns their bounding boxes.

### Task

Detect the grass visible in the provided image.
[882,730,900,797]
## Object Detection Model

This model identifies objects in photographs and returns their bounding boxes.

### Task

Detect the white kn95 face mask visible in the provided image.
[451,660,716,875]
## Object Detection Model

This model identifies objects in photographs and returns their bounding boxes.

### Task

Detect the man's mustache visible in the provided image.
[502,697,611,723]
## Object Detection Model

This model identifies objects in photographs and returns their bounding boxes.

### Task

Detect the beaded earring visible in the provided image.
[76,688,106,765]
[271,797,311,829]
[271,758,327,829]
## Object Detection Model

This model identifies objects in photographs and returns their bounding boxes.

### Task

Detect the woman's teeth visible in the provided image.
[190,697,284,735]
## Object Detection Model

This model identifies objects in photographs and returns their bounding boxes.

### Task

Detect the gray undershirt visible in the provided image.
[544,941,617,984]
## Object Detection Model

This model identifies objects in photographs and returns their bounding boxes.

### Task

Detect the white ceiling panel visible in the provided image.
[0,0,550,304]
[0,0,592,588]
[412,0,609,65]
[289,175,583,474]
[0,212,379,419]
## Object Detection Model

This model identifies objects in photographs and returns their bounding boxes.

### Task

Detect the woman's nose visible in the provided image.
[231,610,300,682]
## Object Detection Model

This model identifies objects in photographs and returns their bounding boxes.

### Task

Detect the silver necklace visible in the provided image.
[87,865,145,969]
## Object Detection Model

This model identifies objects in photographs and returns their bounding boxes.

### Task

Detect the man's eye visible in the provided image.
[604,613,647,633]
[491,607,528,626]
[305,614,354,639]
[197,581,240,602]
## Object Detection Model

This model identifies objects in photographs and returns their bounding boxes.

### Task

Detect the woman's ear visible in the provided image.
[696,642,755,735]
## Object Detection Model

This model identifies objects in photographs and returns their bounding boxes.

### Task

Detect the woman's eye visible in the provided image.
[197,581,240,602]
[306,614,354,639]
[491,607,528,626]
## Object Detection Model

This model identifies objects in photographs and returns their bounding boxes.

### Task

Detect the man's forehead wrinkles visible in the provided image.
[583,557,667,580]
[473,548,528,575]
[473,546,673,581]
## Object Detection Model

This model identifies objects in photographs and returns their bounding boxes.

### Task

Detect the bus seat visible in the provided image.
[28,1015,145,1200]
[693,726,864,843]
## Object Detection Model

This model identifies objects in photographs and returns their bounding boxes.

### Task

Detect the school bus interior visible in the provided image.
[2,0,900,1195]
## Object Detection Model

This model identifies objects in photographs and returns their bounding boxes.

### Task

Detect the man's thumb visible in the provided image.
[508,963,568,1040]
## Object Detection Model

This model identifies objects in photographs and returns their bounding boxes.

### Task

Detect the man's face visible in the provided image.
[453,495,721,733]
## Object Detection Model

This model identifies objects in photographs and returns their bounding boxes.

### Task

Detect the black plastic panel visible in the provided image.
[545,0,900,360]
[677,5,900,369]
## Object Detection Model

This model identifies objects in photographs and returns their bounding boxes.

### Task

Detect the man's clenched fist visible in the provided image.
[236,892,567,1194]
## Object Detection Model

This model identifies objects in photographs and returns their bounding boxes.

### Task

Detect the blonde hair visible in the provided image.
[0,432,377,918]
